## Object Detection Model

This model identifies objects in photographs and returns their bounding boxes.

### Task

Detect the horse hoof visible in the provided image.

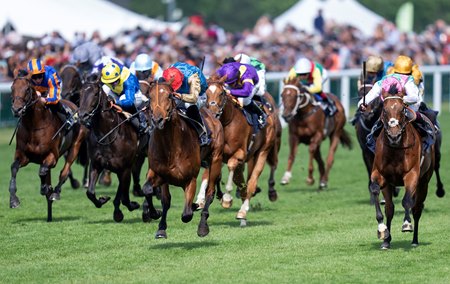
[436,188,445,198]
[155,230,167,239]
[306,178,314,186]
[195,200,205,211]
[181,213,193,223]
[99,172,112,186]
[99,196,111,206]
[113,210,124,222]
[132,185,144,197]
[236,210,246,220]
[221,199,232,209]
[411,242,419,247]
[10,197,20,208]
[280,179,289,186]
[380,199,386,205]
[240,219,247,227]
[49,192,60,201]
[319,181,327,190]
[377,224,389,240]
[127,201,140,211]
[402,221,413,232]
[268,191,278,202]
[197,225,210,237]
[71,179,80,189]
[40,186,49,196]
[380,242,391,250]
[252,187,262,197]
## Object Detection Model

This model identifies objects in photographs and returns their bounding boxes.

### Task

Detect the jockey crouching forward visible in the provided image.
[162,62,210,146]
[129,53,163,81]
[288,57,336,116]
[27,58,75,130]
[216,62,267,129]
[358,55,435,153]
[101,62,149,136]
[233,53,267,99]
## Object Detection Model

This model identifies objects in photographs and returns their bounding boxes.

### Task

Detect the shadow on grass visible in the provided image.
[149,240,220,250]
[212,219,273,228]
[370,240,431,250]
[13,216,81,223]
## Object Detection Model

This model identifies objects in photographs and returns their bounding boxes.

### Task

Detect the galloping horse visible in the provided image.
[370,86,434,249]
[9,70,87,221]
[142,79,224,238]
[200,74,277,225]
[78,75,141,222]
[280,76,352,189]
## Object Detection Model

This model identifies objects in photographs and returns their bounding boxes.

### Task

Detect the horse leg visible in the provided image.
[132,154,145,197]
[221,158,239,208]
[313,146,326,190]
[181,178,196,223]
[195,170,209,210]
[246,158,261,197]
[67,168,80,189]
[281,135,298,185]
[411,181,428,246]
[155,184,171,239]
[434,138,445,197]
[99,170,112,186]
[266,145,279,202]
[86,164,110,208]
[306,141,319,186]
[362,152,375,205]
[112,173,125,223]
[381,185,394,249]
[44,172,54,222]
[322,132,341,189]
[9,158,26,208]
[370,172,390,248]
[82,161,90,188]
[118,169,140,213]
[401,190,413,232]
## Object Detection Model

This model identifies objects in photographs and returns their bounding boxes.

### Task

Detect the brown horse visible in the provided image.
[280,76,352,189]
[370,88,435,249]
[78,75,143,222]
[142,79,224,238]
[9,70,87,221]
[199,74,277,225]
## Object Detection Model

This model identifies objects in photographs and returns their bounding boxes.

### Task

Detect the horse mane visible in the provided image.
[222,57,236,64]
[86,73,100,84]
[388,84,399,95]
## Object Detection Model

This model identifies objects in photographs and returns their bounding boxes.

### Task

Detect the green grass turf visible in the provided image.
[0,111,449,283]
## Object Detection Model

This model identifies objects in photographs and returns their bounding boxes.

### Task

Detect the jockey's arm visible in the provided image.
[45,75,62,104]
[403,80,420,106]
[230,80,254,97]
[357,82,381,108]
[287,68,296,80]
[306,68,323,94]
[117,81,136,108]
[178,73,200,103]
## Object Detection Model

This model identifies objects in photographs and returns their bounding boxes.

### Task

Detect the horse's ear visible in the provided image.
[219,74,227,83]
[14,68,28,78]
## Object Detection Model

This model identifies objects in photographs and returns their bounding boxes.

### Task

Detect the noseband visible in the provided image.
[382,96,416,148]
[207,83,227,118]
[151,82,175,124]
[12,78,39,117]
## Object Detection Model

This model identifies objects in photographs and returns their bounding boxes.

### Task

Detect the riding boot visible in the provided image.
[366,118,383,153]
[419,102,440,133]
[55,102,75,130]
[186,105,210,146]
[138,112,149,136]
[414,112,435,152]
[244,100,267,129]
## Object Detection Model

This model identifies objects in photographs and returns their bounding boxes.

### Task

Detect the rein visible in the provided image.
[282,84,315,117]
[382,96,416,149]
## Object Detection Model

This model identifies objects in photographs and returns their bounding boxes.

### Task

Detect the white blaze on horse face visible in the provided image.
[388,117,399,128]
[208,85,217,94]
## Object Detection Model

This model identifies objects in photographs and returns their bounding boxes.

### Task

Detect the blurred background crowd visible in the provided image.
[0,12,449,82]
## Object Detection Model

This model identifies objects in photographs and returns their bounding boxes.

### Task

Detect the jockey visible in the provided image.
[162,62,210,146]
[216,62,267,129]
[287,57,336,116]
[100,62,149,135]
[129,53,163,81]
[27,58,75,129]
[357,55,384,90]
[233,53,267,98]
[71,41,103,76]
[358,55,435,152]
[92,56,124,75]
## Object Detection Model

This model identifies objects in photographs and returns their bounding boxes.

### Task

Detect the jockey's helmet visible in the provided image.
[294,58,312,74]
[73,46,89,63]
[101,62,121,84]
[366,55,384,73]
[393,55,413,74]
[162,67,183,91]
[27,59,45,75]
[234,53,251,65]
[217,63,239,84]
[134,54,153,71]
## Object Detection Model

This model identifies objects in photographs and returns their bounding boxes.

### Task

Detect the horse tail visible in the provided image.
[339,129,353,149]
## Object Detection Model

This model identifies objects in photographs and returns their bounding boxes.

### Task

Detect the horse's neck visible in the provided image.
[93,99,118,131]
[295,101,316,117]
[153,113,190,148]
[220,97,236,126]
[22,101,55,128]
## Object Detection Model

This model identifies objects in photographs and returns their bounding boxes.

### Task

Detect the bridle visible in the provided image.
[11,77,40,117]
[381,96,416,148]
[207,82,227,118]
[282,84,314,117]
[150,82,175,125]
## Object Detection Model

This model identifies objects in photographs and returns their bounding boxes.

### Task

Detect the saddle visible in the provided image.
[317,93,337,117]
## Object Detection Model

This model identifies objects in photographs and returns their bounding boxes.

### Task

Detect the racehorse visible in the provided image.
[280,76,352,189]
[370,86,434,249]
[199,74,277,225]
[141,78,224,238]
[78,74,141,222]
[9,69,87,221]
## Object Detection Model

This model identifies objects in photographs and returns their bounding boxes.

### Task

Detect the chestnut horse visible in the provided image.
[370,89,435,249]
[78,75,141,222]
[198,74,277,225]
[280,76,352,189]
[142,79,224,238]
[9,71,87,221]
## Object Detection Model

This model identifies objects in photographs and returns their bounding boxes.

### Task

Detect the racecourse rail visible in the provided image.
[1,65,450,127]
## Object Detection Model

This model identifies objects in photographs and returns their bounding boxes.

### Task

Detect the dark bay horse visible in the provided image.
[280,76,352,189]
[78,75,141,222]
[370,89,434,249]
[199,74,277,225]
[141,79,224,238]
[9,70,87,221]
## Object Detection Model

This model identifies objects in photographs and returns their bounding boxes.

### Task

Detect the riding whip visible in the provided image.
[362,61,367,106]
[52,109,79,140]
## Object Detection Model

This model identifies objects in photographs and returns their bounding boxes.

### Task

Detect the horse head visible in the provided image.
[148,78,175,129]
[206,74,228,118]
[10,69,39,117]
[78,74,106,128]
[381,84,411,146]
[281,76,311,122]
[60,65,83,105]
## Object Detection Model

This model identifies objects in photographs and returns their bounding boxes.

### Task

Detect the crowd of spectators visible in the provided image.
[0,13,449,82]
